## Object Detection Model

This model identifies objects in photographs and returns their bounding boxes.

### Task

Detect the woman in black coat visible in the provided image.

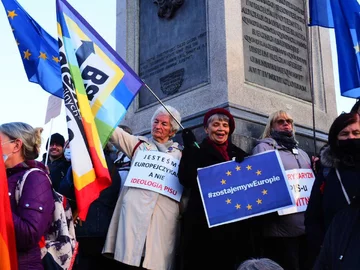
[314,196,360,270]
[305,112,360,267]
[178,108,256,270]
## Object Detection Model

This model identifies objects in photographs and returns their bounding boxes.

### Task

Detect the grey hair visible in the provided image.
[238,258,284,270]
[205,114,230,128]
[261,110,296,139]
[151,105,181,135]
[0,122,43,160]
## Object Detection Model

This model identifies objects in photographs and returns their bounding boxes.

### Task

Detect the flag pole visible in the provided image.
[308,20,318,158]
[44,118,54,167]
[144,83,200,148]
[144,83,184,130]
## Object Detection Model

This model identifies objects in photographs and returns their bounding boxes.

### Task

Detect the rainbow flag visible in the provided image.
[0,139,18,270]
[56,0,116,220]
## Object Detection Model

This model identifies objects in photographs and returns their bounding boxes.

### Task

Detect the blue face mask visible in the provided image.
[2,153,11,162]
[64,149,71,161]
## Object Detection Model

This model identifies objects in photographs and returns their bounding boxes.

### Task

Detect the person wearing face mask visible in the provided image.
[178,108,252,270]
[0,122,54,270]
[252,110,311,270]
[63,140,71,161]
[305,112,360,268]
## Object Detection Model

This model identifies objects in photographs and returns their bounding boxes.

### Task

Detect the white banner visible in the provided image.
[124,151,183,201]
[278,168,315,216]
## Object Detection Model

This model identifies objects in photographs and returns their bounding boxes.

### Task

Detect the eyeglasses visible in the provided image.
[276,119,293,125]
[1,140,14,146]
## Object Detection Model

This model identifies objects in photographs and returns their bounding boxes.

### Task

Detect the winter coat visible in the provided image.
[252,137,311,238]
[314,206,360,270]
[43,155,71,193]
[59,153,121,238]
[178,138,256,270]
[103,127,182,270]
[305,146,360,266]
[7,161,54,270]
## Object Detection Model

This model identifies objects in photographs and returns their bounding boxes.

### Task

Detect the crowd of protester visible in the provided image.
[2,101,360,270]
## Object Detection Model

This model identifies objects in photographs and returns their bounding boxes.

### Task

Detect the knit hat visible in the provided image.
[46,133,65,149]
[203,108,235,134]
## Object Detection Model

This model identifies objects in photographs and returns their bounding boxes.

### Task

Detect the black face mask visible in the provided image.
[335,139,360,166]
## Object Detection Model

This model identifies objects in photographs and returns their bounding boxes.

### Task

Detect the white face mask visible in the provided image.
[64,149,71,161]
[2,152,13,163]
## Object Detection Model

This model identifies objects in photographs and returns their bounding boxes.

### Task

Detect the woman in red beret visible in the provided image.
[178,108,252,270]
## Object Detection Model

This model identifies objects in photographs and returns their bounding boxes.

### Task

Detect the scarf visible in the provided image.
[270,130,298,151]
[150,137,174,153]
[207,137,230,161]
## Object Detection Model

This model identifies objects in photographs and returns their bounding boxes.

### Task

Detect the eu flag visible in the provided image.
[309,0,360,98]
[1,0,63,98]
[309,0,334,27]
[197,150,293,228]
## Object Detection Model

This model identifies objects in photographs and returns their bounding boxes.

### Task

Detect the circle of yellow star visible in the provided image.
[221,179,226,185]
[226,198,231,204]
[23,49,31,60]
[235,165,241,171]
[39,52,47,60]
[246,165,252,170]
[235,203,241,209]
[226,170,232,176]
[247,204,252,210]
[355,43,360,54]
[262,189,268,195]
[256,198,262,205]
[256,170,262,176]
[52,56,60,63]
[7,10,18,19]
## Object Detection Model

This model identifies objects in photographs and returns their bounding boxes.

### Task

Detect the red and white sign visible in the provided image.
[124,151,183,201]
[278,168,315,216]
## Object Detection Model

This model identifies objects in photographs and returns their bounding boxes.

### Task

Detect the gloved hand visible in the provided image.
[182,128,197,148]
[234,155,245,163]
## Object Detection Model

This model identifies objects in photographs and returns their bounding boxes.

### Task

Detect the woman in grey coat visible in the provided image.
[252,110,311,270]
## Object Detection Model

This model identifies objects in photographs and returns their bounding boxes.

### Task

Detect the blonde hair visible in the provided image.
[261,110,295,139]
[0,122,42,160]
[151,105,181,136]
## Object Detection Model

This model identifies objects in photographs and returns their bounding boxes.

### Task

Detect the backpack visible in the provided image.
[15,168,78,270]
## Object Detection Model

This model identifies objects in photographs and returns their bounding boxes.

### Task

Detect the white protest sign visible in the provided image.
[124,151,183,201]
[44,95,62,124]
[278,168,315,215]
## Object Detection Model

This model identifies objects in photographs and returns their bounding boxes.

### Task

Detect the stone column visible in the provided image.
[116,0,337,154]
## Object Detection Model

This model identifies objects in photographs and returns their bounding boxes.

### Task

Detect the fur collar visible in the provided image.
[320,145,338,168]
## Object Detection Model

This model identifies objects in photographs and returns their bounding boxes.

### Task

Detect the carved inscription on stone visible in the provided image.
[139,0,208,107]
[242,0,311,101]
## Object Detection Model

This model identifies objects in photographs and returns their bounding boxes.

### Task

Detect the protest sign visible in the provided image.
[124,151,183,201]
[44,95,62,124]
[197,150,294,227]
[277,168,315,215]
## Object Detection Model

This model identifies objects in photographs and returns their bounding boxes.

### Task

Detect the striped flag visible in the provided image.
[2,0,143,146]
[0,138,18,270]
[56,0,143,220]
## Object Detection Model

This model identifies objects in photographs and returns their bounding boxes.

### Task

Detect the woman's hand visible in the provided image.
[182,128,197,148]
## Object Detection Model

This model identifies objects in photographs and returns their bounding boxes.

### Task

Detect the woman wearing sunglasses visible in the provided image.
[252,110,311,270]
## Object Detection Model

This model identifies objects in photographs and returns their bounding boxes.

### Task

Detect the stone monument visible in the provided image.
[116,0,337,154]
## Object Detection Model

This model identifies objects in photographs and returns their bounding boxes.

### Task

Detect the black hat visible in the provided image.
[46,133,65,149]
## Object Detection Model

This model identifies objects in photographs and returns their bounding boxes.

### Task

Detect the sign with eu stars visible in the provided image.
[197,150,294,228]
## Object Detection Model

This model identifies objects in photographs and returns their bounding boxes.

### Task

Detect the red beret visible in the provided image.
[203,108,235,135]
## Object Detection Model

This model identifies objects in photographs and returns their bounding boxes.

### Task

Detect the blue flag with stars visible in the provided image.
[197,150,294,228]
[1,0,63,98]
[309,0,360,99]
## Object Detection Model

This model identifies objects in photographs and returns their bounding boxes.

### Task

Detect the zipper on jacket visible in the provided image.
[294,154,302,168]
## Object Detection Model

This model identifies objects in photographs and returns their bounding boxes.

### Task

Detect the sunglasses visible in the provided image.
[276,118,293,125]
